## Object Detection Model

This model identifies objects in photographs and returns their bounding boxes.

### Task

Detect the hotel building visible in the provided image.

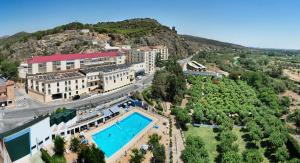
[20,51,126,77]
[128,46,169,74]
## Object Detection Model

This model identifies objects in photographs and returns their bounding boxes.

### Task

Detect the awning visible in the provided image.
[102,109,112,117]
[109,105,120,114]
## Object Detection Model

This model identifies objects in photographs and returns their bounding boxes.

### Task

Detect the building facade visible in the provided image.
[151,45,169,61]
[19,52,125,78]
[128,46,168,74]
[0,116,51,163]
[0,77,15,107]
[27,71,87,102]
[81,64,135,93]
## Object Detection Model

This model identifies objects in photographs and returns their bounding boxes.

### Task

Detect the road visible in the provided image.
[2,75,153,119]
[0,56,191,132]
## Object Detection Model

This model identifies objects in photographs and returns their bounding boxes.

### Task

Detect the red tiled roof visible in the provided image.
[27,52,119,64]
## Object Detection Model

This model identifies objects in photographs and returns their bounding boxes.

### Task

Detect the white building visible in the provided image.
[128,46,169,74]
[81,64,135,93]
[0,116,51,163]
[19,51,125,78]
[129,47,156,74]
[27,71,87,102]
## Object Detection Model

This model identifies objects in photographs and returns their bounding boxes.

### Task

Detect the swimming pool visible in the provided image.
[92,112,152,158]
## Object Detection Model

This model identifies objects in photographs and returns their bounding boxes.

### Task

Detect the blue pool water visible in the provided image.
[92,112,152,158]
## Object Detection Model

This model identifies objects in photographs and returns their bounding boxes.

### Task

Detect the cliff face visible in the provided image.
[0,18,242,61]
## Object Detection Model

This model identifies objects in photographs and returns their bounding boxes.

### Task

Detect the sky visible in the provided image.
[0,0,300,49]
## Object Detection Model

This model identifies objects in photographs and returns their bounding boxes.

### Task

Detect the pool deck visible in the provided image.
[84,107,158,163]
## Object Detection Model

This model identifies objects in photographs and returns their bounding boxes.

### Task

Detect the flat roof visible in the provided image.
[80,64,131,74]
[27,51,119,64]
[0,115,49,139]
[27,71,85,82]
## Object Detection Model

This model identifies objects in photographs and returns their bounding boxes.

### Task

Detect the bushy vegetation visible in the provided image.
[183,76,295,162]
[287,109,300,127]
[0,57,19,80]
[54,135,65,156]
[130,148,145,163]
[181,136,209,163]
[152,59,186,104]
[77,144,105,163]
[148,134,166,163]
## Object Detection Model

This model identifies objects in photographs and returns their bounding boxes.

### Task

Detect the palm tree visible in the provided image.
[130,148,145,163]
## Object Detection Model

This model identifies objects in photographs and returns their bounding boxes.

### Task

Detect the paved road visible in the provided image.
[0,56,190,132]
[1,75,153,120]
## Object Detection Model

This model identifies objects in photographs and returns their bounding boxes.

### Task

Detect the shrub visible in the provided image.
[70,137,81,152]
[41,149,53,163]
[54,136,65,156]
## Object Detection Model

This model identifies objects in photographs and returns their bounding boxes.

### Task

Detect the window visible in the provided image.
[65,87,67,91]
[57,82,59,86]
[65,81,67,85]
[38,63,47,73]
[38,141,43,145]
[68,81,71,84]
[53,61,61,71]
[76,86,78,89]
[66,60,75,69]
[45,137,49,141]
[76,91,78,94]
[31,145,36,150]
[75,80,78,83]
[57,88,59,92]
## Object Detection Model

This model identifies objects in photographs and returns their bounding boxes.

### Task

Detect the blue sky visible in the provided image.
[1,0,300,49]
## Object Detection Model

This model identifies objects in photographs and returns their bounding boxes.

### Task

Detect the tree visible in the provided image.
[221,151,242,163]
[242,149,263,163]
[173,108,191,129]
[182,136,209,163]
[70,137,81,152]
[268,131,287,149]
[152,144,166,163]
[246,121,263,145]
[274,146,289,162]
[148,133,161,148]
[280,96,291,109]
[151,70,170,100]
[152,59,186,104]
[130,148,145,163]
[287,109,300,127]
[77,144,105,163]
[0,60,19,80]
[54,135,65,156]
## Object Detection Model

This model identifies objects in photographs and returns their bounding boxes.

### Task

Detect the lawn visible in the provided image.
[184,125,269,163]
[184,125,246,163]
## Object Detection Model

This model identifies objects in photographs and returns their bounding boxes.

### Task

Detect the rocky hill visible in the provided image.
[0,18,244,61]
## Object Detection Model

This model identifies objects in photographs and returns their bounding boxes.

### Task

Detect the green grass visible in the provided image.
[184,125,269,163]
[184,125,245,163]
[184,125,218,162]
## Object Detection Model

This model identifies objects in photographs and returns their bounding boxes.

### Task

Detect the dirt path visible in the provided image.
[172,115,184,163]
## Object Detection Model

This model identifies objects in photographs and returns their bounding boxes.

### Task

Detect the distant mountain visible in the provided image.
[181,35,244,52]
[0,18,245,61]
